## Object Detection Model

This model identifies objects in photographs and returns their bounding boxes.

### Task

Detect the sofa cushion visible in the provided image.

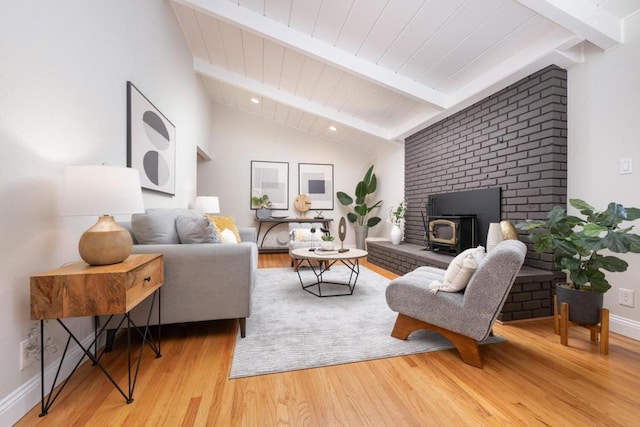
[428,246,486,293]
[207,215,242,242]
[219,228,239,244]
[132,208,200,244]
[292,228,320,242]
[176,215,220,244]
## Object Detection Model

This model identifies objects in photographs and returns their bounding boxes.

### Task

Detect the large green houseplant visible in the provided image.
[336,165,382,249]
[517,199,640,323]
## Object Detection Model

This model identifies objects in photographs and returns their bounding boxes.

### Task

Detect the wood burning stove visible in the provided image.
[425,215,477,254]
[422,187,501,251]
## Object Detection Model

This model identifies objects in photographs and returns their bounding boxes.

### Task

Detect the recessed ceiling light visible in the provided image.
[329,125,337,132]
[250,97,260,104]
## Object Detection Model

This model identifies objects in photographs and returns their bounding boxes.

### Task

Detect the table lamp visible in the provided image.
[60,165,144,265]
[195,196,220,214]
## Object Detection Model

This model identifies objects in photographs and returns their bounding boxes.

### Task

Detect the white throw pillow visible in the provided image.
[293,228,319,242]
[457,245,487,266]
[428,246,486,293]
[220,228,238,244]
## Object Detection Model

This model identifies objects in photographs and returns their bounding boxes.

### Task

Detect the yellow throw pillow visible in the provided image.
[206,215,242,242]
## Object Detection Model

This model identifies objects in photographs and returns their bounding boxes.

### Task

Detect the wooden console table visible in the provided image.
[256,217,333,253]
[30,254,164,415]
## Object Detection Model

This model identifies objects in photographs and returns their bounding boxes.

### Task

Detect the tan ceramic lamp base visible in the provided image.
[78,215,133,265]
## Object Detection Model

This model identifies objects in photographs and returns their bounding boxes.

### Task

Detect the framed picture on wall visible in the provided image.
[127,81,176,195]
[298,163,334,210]
[250,161,289,210]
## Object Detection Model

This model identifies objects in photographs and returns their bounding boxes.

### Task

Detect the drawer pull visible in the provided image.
[144,276,151,282]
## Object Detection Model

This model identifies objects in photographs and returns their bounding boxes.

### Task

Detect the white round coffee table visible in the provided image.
[291,247,368,297]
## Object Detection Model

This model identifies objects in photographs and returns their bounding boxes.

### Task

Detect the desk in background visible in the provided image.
[256,217,333,253]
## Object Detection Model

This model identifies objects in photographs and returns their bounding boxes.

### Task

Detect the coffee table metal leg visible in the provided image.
[295,257,359,297]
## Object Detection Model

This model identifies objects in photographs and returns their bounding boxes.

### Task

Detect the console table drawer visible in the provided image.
[31,254,164,319]
[125,255,164,312]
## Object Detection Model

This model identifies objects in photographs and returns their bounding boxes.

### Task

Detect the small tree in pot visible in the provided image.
[336,165,382,249]
[517,199,640,323]
[251,193,273,219]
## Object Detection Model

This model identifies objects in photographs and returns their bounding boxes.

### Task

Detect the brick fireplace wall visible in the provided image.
[403,65,567,270]
[367,65,568,320]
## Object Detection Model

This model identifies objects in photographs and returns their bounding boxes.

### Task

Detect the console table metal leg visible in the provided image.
[38,289,162,415]
[39,320,45,416]
[158,288,161,357]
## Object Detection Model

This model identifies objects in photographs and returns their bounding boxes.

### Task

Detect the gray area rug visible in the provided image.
[230,266,504,378]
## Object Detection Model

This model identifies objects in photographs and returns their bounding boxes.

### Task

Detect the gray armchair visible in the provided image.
[385,239,527,368]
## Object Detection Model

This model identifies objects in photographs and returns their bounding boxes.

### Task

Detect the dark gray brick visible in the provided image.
[403,65,566,276]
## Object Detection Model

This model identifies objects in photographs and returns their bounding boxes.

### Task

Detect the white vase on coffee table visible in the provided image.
[321,240,335,251]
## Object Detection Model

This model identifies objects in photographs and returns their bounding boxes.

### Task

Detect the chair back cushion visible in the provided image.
[461,239,527,337]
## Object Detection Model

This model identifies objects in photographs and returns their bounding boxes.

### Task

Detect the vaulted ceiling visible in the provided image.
[170,0,639,152]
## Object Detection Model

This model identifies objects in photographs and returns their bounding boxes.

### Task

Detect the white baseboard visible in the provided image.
[0,332,94,426]
[610,315,640,341]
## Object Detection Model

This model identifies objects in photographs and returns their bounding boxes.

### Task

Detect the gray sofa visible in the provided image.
[103,208,257,348]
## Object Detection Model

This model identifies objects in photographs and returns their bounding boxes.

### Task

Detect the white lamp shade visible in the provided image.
[195,196,220,214]
[60,165,144,216]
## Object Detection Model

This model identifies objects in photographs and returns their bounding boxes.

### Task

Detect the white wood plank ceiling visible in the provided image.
[170,0,639,153]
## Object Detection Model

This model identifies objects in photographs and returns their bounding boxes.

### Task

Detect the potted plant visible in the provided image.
[336,165,383,249]
[517,199,640,324]
[320,234,335,251]
[251,194,273,219]
[389,201,406,245]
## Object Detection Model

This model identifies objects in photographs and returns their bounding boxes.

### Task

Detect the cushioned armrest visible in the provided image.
[124,242,257,325]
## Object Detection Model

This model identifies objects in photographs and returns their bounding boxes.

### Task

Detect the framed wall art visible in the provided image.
[298,163,334,210]
[127,81,176,195]
[250,161,289,210]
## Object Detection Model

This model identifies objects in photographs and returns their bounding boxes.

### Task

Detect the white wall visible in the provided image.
[197,103,405,246]
[0,1,211,423]
[567,12,640,335]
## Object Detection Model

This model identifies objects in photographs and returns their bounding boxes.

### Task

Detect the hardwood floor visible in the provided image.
[16,254,640,426]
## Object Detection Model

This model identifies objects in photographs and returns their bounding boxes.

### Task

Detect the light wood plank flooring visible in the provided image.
[16,254,640,426]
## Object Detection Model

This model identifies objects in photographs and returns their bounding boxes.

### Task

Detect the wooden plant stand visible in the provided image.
[553,295,609,354]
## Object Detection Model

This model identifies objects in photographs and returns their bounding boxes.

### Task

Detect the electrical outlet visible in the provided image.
[20,339,33,370]
[619,288,635,308]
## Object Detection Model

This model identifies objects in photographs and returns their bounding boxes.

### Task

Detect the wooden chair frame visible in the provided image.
[391,313,484,368]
